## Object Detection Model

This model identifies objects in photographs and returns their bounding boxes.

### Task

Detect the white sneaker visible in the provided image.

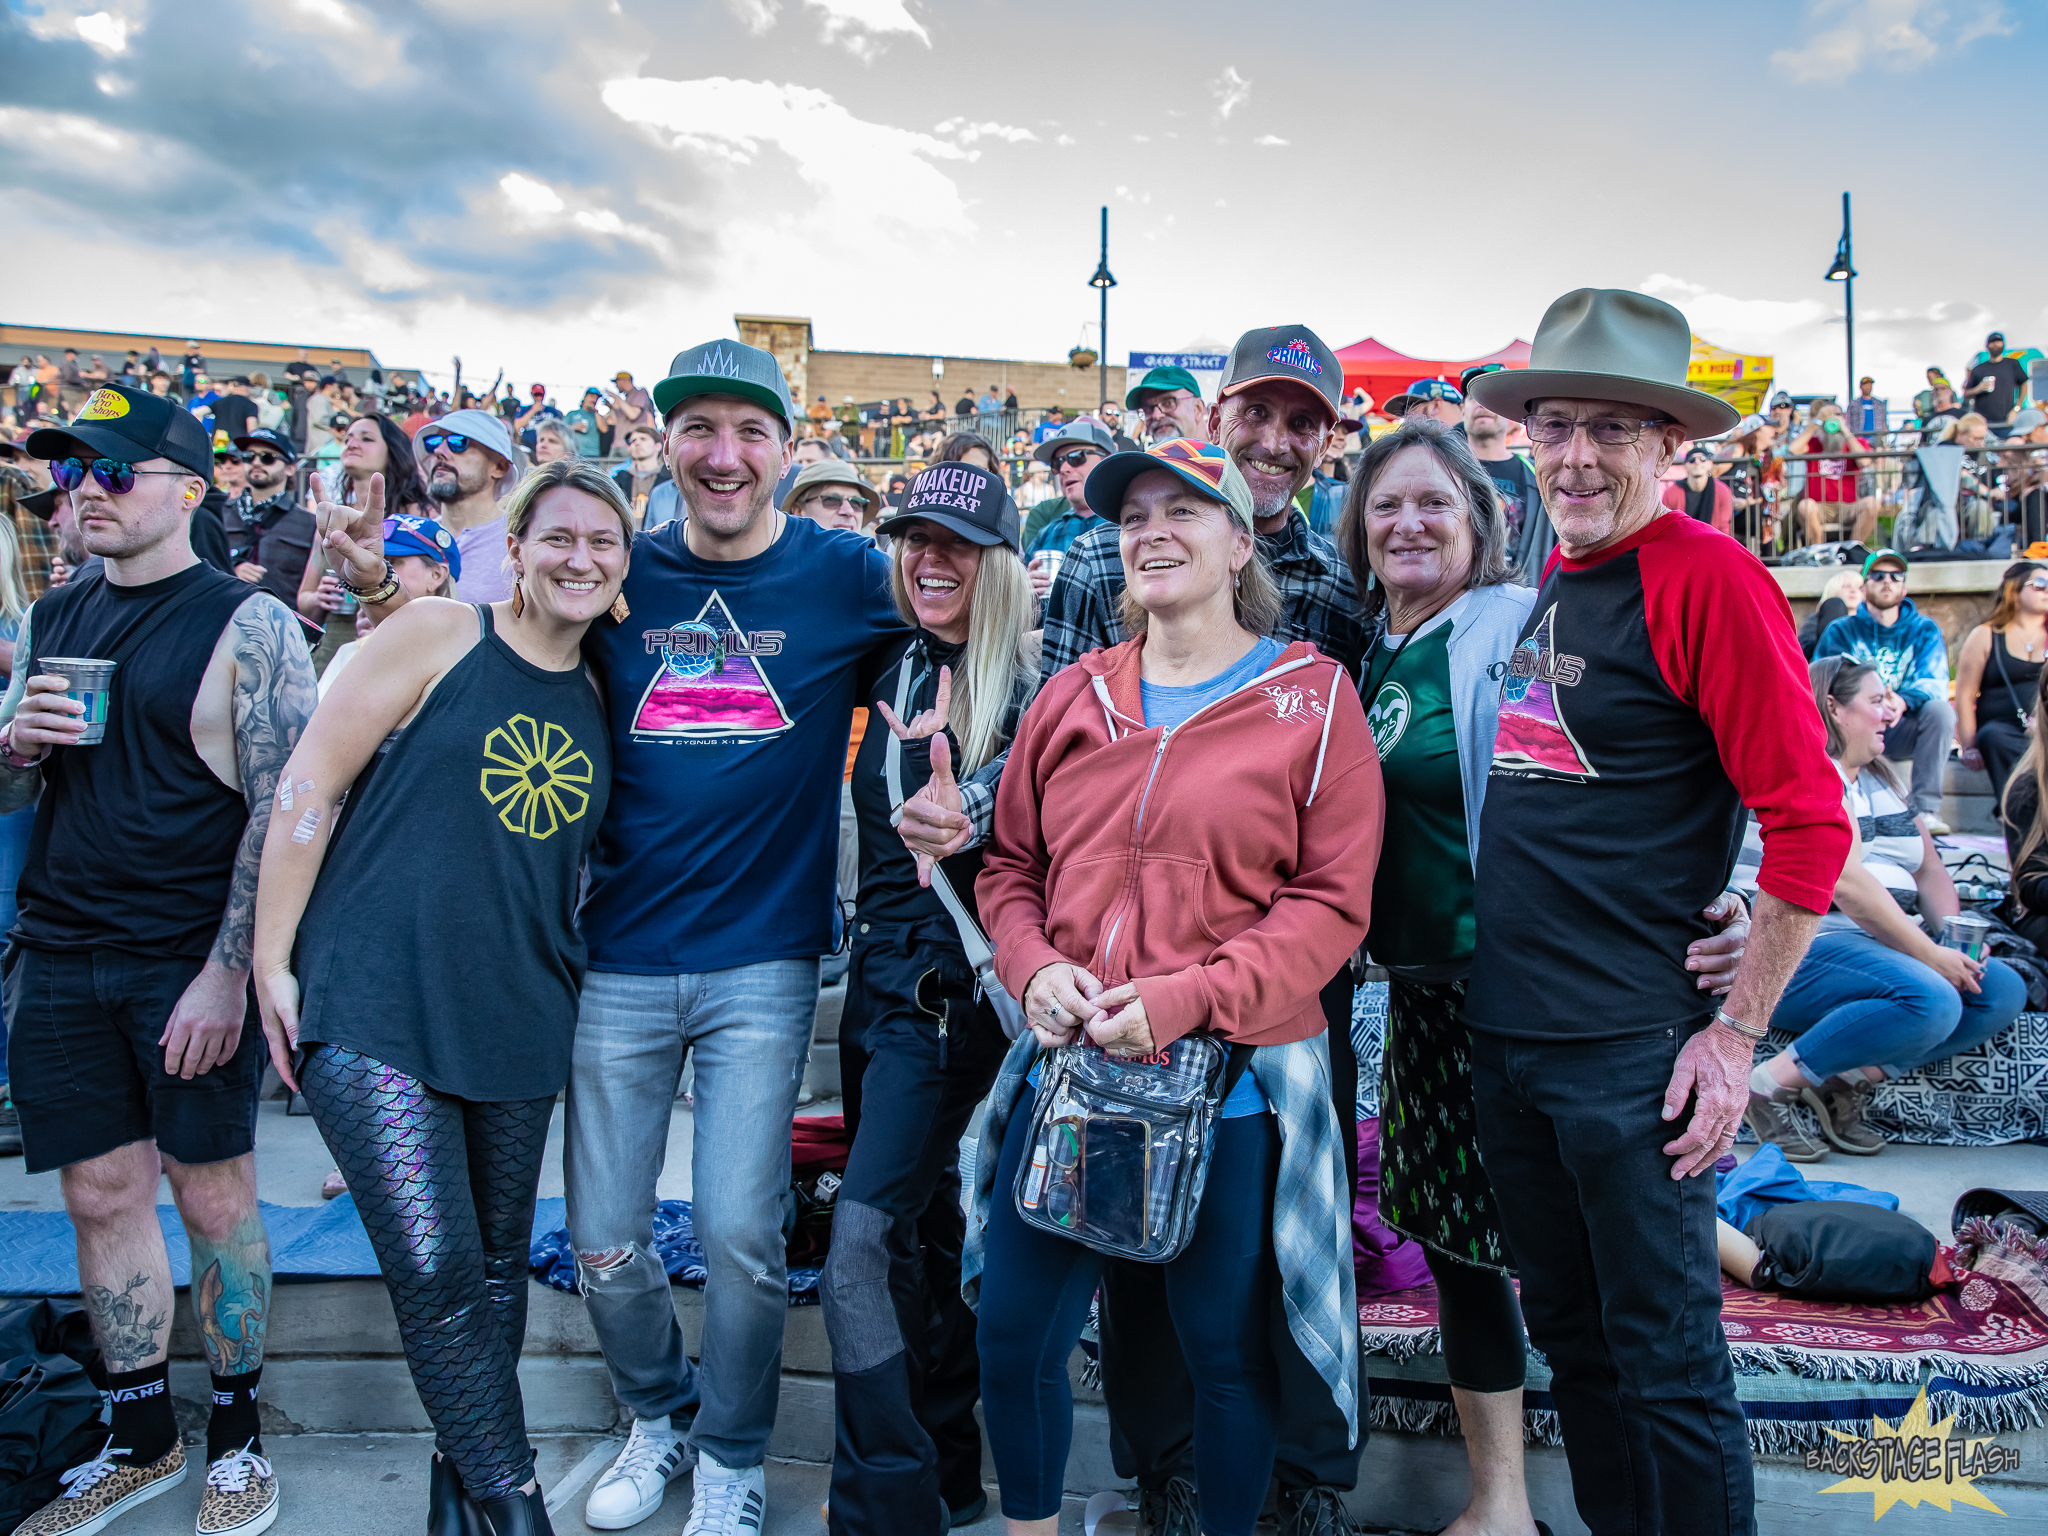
[584,1418,687,1530]
[681,1451,765,1536]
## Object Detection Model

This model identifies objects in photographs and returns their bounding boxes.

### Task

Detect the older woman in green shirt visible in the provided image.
[1340,419,1749,1536]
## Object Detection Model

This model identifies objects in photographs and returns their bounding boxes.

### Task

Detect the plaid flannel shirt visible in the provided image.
[957,506,1369,842]
[962,1032,1359,1445]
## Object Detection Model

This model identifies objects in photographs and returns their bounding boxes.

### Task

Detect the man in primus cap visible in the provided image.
[1461,290,1851,1536]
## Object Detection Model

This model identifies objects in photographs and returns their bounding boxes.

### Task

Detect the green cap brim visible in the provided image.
[1861,548,1907,577]
[651,376,790,427]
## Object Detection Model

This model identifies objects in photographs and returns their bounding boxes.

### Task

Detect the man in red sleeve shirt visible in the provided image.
[1465,292,1850,1536]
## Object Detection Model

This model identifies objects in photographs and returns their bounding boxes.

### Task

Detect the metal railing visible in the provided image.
[1710,442,2048,561]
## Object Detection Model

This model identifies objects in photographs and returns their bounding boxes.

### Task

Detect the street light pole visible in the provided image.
[1824,191,1856,409]
[1089,206,1117,417]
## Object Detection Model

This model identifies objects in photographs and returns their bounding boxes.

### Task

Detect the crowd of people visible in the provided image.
[0,286,2036,1536]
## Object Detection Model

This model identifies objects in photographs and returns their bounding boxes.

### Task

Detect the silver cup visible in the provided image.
[37,657,117,745]
[1940,912,1992,961]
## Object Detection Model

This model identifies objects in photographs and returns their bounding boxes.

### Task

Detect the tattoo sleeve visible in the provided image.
[0,602,41,817]
[212,595,318,973]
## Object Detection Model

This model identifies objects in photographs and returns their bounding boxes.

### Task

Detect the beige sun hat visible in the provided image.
[1466,289,1740,438]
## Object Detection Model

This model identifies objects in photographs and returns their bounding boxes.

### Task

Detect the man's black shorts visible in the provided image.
[5,946,262,1174]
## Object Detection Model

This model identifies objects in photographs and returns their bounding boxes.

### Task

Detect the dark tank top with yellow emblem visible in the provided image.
[295,604,611,1100]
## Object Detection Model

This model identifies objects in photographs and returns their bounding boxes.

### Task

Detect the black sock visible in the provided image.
[207,1366,263,1463]
[104,1363,177,1465]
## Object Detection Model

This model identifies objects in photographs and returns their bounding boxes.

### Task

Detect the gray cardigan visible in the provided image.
[1369,582,1539,870]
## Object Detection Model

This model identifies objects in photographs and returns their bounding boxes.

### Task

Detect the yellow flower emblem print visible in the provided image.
[479,715,594,840]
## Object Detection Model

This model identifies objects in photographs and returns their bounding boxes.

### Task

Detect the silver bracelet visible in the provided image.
[1714,1009,1767,1041]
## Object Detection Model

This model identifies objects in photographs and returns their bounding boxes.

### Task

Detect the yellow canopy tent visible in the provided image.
[1687,335,1773,419]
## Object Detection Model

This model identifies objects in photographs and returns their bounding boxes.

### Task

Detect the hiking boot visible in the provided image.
[1137,1476,1198,1536]
[1745,1091,1828,1162]
[585,1418,687,1530]
[1803,1076,1886,1156]
[197,1442,277,1535]
[1278,1484,1355,1536]
[12,1438,187,1535]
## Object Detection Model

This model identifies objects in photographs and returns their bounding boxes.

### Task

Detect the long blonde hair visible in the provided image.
[2003,664,2048,883]
[887,536,1036,776]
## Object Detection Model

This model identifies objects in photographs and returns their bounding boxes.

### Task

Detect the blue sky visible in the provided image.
[2,0,2038,405]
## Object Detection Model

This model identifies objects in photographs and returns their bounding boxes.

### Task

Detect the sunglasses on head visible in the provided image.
[418,432,472,455]
[50,457,190,495]
[1053,447,1101,469]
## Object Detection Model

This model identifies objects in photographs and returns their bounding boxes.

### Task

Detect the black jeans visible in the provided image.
[1470,1023,1753,1536]
[824,924,1009,1536]
[1098,967,1362,1495]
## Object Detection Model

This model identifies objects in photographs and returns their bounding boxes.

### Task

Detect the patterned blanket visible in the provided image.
[1354,986,2048,1146]
[1358,1229,2048,1453]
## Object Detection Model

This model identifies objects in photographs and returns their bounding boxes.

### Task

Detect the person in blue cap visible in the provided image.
[314,513,461,698]
[1382,377,1464,428]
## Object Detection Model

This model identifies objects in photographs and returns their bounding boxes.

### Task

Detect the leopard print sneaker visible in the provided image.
[196,1443,278,1535]
[12,1438,187,1535]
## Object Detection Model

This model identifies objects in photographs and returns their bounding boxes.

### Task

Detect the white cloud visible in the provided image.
[1253,134,1288,147]
[604,75,970,234]
[1771,0,2013,82]
[725,0,782,33]
[934,118,1037,146]
[499,172,566,216]
[73,11,129,53]
[1054,133,1076,147]
[285,0,361,32]
[804,0,929,58]
[1211,66,1250,121]
[93,72,133,95]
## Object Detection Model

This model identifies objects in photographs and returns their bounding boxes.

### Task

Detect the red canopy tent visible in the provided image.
[1335,337,1530,412]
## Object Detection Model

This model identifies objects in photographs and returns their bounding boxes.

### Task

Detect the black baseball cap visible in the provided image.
[233,426,298,463]
[874,461,1021,552]
[1217,325,1342,423]
[26,383,213,482]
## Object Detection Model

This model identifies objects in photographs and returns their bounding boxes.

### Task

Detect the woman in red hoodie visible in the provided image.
[973,438,1381,1536]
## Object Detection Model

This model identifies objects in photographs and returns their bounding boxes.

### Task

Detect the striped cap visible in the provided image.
[1082,437,1255,531]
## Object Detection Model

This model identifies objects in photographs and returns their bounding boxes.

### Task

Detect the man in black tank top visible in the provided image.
[2,385,317,1535]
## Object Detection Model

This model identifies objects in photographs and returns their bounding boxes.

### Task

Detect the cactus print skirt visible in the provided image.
[1377,975,1513,1273]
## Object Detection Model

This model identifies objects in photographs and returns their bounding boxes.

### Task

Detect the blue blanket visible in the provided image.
[1715,1143,1899,1233]
[528,1198,820,1304]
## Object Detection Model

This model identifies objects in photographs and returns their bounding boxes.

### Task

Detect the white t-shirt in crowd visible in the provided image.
[1817,762,1922,934]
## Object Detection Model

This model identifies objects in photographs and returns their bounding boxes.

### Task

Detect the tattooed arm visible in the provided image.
[160,595,318,1080]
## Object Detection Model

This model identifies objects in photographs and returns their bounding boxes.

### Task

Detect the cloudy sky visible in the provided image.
[3,0,2040,405]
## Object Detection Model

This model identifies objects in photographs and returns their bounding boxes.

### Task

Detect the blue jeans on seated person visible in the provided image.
[1770,929,2027,1083]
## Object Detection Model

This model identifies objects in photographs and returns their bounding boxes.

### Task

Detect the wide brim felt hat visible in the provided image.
[1466,288,1739,438]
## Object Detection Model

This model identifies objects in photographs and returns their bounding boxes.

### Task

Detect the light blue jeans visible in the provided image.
[1770,929,2027,1082]
[564,959,818,1469]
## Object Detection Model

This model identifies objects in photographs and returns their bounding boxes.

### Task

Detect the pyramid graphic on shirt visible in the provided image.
[629,590,794,741]
[1490,603,1596,779]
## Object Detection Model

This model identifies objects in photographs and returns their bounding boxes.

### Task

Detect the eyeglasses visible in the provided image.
[247,452,286,467]
[2027,576,2048,593]
[1521,415,1674,447]
[1864,570,1906,584]
[1053,448,1102,469]
[418,432,472,455]
[50,457,191,495]
[1140,392,1191,415]
[804,493,866,514]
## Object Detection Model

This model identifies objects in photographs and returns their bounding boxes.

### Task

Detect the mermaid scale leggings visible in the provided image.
[298,1045,555,1500]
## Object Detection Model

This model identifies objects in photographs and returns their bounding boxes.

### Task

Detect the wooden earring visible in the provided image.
[511,580,525,618]
[609,593,631,623]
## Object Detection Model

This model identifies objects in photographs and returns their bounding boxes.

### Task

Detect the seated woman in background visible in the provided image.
[1747,657,2026,1163]
[1798,568,1862,660]
[1956,560,2046,801]
[1999,664,2048,953]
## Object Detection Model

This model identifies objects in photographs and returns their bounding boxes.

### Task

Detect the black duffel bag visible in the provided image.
[0,1299,109,1528]
[1745,1201,1940,1303]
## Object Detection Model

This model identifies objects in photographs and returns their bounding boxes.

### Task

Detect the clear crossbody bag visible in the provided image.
[1013,1035,1252,1263]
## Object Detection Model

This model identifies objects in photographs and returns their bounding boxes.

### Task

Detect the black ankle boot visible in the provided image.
[478,1486,554,1536]
[429,1453,491,1536]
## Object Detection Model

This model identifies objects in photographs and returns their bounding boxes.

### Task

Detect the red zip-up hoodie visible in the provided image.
[978,637,1382,1050]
